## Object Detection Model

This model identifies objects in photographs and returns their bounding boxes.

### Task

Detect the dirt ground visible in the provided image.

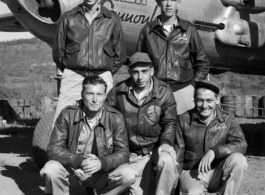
[0,119,265,195]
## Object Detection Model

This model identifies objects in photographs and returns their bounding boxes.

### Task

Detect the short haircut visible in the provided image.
[82,76,107,93]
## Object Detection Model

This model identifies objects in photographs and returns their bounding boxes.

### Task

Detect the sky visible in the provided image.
[0,2,34,41]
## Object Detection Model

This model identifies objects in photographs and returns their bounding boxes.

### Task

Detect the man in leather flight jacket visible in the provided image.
[175,81,248,195]
[137,0,210,115]
[106,52,178,195]
[40,76,136,195]
[52,0,126,126]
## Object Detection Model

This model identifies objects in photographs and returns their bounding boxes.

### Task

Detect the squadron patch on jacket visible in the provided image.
[147,105,161,123]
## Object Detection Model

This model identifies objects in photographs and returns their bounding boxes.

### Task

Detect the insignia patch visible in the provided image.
[147,105,161,122]
[177,34,188,41]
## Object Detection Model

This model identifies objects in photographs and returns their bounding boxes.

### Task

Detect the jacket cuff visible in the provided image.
[160,139,172,146]
[72,155,83,169]
[211,147,220,159]
[99,157,108,171]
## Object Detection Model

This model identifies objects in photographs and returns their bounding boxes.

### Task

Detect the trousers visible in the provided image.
[127,149,178,195]
[40,160,136,195]
[52,69,113,127]
[178,153,248,195]
[172,84,195,115]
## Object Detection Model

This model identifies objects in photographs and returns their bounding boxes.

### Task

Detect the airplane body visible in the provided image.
[1,0,265,74]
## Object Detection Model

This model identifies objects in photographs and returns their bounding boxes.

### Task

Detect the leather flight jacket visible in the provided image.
[47,101,129,171]
[53,4,126,76]
[137,16,210,89]
[175,106,247,172]
[106,76,177,155]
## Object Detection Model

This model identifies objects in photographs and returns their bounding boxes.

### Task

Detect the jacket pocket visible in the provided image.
[184,150,197,160]
[179,58,191,71]
[103,46,114,57]
[66,42,81,54]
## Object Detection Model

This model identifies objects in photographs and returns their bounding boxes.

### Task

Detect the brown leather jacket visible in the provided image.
[53,5,126,76]
[106,76,176,155]
[175,106,247,172]
[47,101,129,171]
[137,16,210,89]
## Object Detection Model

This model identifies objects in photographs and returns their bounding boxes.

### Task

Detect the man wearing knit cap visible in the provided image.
[106,52,178,195]
[174,81,248,195]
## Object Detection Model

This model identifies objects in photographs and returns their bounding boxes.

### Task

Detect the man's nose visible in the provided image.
[202,101,207,108]
[139,72,143,80]
[92,95,97,103]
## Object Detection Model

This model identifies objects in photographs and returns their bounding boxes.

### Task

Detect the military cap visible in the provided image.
[195,80,220,94]
[128,52,152,67]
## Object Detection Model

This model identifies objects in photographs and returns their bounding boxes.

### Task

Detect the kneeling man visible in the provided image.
[175,81,248,195]
[106,52,178,195]
[41,76,135,195]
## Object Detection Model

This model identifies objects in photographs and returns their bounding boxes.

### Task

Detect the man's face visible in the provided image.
[83,0,101,7]
[82,83,106,113]
[129,64,154,90]
[157,0,181,18]
[195,88,220,120]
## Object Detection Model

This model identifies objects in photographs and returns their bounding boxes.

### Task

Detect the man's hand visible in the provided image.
[81,155,102,175]
[158,144,176,162]
[198,149,215,174]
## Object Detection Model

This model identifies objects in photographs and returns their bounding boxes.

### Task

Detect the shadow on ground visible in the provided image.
[240,123,265,156]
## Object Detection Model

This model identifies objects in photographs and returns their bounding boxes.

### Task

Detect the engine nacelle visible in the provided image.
[5,0,83,46]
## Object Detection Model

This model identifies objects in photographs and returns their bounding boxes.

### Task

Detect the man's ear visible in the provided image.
[216,95,221,105]
[150,67,154,76]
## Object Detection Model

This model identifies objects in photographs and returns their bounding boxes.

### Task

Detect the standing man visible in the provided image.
[137,0,210,115]
[106,52,178,195]
[40,76,136,195]
[175,81,248,194]
[53,0,126,124]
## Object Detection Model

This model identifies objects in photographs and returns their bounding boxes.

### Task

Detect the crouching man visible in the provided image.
[40,76,136,195]
[175,81,248,195]
[106,52,178,195]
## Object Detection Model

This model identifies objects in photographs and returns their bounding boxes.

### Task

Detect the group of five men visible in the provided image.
[40,0,248,194]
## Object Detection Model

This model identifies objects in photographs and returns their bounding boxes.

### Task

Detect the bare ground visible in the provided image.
[0,119,265,195]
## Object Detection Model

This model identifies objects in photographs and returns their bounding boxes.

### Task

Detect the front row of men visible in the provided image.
[41,52,248,195]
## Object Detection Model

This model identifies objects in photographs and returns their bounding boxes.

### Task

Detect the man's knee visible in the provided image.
[226,153,248,169]
[112,165,136,186]
[40,160,66,179]
[156,152,175,171]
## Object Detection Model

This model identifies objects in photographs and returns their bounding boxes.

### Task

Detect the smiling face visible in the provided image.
[156,0,181,18]
[129,63,154,91]
[195,88,220,120]
[81,83,106,114]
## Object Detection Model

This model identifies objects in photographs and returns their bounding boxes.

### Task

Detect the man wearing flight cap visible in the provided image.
[106,52,178,195]
[174,81,248,195]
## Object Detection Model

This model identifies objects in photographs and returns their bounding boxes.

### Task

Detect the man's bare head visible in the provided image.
[156,0,181,18]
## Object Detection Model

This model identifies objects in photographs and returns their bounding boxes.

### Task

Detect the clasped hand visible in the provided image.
[198,149,215,174]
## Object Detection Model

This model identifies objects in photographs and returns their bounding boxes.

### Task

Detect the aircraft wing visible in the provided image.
[0,12,27,32]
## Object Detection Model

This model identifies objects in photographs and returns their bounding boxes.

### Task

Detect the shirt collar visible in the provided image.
[158,16,179,28]
[150,15,188,32]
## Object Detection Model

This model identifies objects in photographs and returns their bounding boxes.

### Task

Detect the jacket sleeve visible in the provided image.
[111,18,127,75]
[136,27,147,52]
[190,26,210,81]
[211,114,248,159]
[52,14,67,73]
[174,116,185,174]
[99,113,130,171]
[47,109,83,169]
[159,87,177,146]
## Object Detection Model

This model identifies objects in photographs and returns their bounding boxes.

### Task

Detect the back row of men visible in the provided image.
[40,0,248,195]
